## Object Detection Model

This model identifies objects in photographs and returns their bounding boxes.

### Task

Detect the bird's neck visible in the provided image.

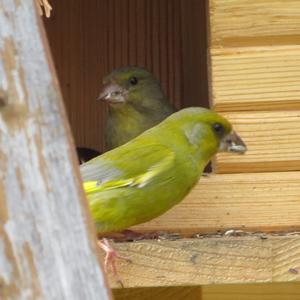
[106,103,157,149]
[160,121,218,171]
[108,95,172,122]
[109,102,152,121]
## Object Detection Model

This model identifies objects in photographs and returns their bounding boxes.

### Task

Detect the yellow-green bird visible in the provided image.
[98,66,175,150]
[80,107,247,280]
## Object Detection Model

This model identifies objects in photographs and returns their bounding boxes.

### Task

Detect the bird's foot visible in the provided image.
[98,238,132,287]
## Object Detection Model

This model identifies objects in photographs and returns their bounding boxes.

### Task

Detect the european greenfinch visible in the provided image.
[80,107,246,280]
[98,66,175,150]
[81,107,246,232]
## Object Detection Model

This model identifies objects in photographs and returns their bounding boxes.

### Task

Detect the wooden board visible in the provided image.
[210,46,300,111]
[0,1,110,299]
[131,172,300,235]
[106,235,300,288]
[209,0,300,47]
[114,283,300,300]
[114,286,202,300]
[214,110,300,173]
[202,283,300,300]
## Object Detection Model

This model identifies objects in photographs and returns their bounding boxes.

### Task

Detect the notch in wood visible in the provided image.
[0,88,8,108]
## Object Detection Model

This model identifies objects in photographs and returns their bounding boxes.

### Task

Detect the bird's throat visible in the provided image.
[106,104,156,149]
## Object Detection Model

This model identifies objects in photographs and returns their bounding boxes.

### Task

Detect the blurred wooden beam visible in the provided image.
[0,1,110,299]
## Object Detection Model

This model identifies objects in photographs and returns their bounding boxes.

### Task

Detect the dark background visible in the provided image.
[44,0,208,152]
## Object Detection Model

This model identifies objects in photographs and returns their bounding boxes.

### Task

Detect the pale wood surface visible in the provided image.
[214,110,300,173]
[0,1,110,299]
[107,236,300,288]
[131,172,300,235]
[209,0,300,47]
[114,283,300,300]
[210,46,300,111]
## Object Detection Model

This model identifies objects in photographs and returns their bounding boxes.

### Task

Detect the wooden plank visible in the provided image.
[214,110,300,173]
[114,286,202,300]
[0,1,110,299]
[209,0,300,47]
[131,172,300,234]
[106,236,300,288]
[202,283,300,300]
[210,46,300,111]
[114,283,300,300]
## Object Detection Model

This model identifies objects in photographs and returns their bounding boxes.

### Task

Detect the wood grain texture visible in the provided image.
[131,172,300,234]
[209,0,300,47]
[0,1,110,299]
[114,286,202,300]
[106,236,300,288]
[201,283,300,300]
[114,283,300,300]
[214,110,300,173]
[44,0,208,152]
[210,46,300,111]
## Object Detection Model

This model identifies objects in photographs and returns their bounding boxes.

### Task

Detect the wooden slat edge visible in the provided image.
[130,172,300,234]
[107,235,300,288]
[209,0,300,47]
[113,282,300,300]
[213,110,300,173]
[210,46,300,111]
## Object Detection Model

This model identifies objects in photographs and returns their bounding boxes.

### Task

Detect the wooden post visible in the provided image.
[0,1,110,299]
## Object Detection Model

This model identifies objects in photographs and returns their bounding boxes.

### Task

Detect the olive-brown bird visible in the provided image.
[98,66,175,150]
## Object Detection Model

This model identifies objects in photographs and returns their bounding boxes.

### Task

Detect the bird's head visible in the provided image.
[98,66,166,109]
[167,108,247,161]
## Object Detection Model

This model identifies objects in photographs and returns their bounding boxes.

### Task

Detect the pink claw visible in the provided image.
[98,238,132,287]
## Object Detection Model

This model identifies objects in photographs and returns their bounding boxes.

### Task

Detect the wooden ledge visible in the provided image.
[113,282,300,300]
[106,234,300,289]
[131,172,300,235]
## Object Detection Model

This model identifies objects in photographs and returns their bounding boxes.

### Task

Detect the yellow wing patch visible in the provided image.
[83,152,175,194]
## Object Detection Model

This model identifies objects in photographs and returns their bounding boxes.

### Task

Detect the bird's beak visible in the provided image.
[220,131,247,154]
[97,83,126,103]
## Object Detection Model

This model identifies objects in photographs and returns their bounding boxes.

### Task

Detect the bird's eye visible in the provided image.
[212,123,224,135]
[129,76,138,85]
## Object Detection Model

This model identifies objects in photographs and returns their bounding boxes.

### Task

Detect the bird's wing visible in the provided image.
[80,143,175,194]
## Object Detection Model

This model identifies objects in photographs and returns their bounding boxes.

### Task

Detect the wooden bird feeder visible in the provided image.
[1,0,300,299]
